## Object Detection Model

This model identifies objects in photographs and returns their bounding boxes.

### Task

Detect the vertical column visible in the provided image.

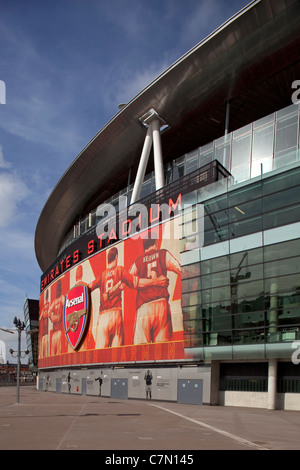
[210,360,220,405]
[132,109,167,204]
[269,281,279,341]
[152,118,165,190]
[269,282,278,335]
[268,359,277,410]
[225,100,230,135]
[131,123,153,204]
[16,327,21,403]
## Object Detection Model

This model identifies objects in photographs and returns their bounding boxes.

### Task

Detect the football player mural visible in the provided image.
[38,220,184,368]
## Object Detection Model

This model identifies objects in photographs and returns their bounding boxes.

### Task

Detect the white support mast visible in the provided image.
[131,109,167,204]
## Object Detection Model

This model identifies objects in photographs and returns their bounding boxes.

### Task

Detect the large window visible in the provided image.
[251,123,274,177]
[274,109,299,169]
[220,363,268,392]
[231,129,251,182]
[277,363,300,393]
[182,208,300,349]
[202,166,300,247]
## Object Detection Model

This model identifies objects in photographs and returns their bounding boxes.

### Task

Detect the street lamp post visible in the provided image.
[9,317,29,403]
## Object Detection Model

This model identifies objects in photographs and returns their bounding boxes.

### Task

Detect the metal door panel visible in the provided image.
[111,378,128,400]
[177,379,203,404]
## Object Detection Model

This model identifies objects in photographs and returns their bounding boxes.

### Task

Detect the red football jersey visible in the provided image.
[98,265,137,311]
[131,249,170,309]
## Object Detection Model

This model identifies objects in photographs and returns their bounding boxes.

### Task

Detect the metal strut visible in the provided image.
[131,109,167,204]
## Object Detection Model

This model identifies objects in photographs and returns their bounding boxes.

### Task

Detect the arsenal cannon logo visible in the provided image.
[64,284,90,350]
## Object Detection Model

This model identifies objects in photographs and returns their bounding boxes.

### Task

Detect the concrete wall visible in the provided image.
[219,391,300,410]
[219,391,269,409]
[37,367,300,409]
[276,393,300,411]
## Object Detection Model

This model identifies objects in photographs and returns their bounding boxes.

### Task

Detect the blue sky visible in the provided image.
[0,0,249,356]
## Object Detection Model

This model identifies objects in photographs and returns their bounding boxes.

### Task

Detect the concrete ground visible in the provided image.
[0,386,299,452]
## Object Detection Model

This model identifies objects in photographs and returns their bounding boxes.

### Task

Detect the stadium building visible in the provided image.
[34,0,300,409]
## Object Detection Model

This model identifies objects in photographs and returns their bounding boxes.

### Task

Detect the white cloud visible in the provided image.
[101,58,172,111]
[0,145,11,169]
[0,228,34,258]
[0,170,29,227]
[179,0,249,49]
[0,330,28,365]
[99,1,146,40]
[182,0,220,44]
[0,227,41,329]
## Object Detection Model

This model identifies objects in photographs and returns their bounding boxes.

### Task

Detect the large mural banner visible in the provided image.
[38,220,185,368]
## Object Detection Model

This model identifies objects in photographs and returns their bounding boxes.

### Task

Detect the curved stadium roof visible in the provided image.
[35,0,300,273]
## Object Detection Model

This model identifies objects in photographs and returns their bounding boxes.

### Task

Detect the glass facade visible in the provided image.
[24,298,39,372]
[182,166,300,350]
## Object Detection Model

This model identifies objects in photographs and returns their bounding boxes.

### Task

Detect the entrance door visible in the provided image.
[111,378,128,400]
[82,378,87,396]
[39,377,43,391]
[177,379,203,405]
[56,378,62,394]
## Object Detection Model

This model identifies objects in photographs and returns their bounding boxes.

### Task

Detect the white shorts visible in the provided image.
[133,298,173,344]
[95,308,123,348]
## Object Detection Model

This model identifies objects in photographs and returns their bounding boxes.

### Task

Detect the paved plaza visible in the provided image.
[0,385,299,452]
